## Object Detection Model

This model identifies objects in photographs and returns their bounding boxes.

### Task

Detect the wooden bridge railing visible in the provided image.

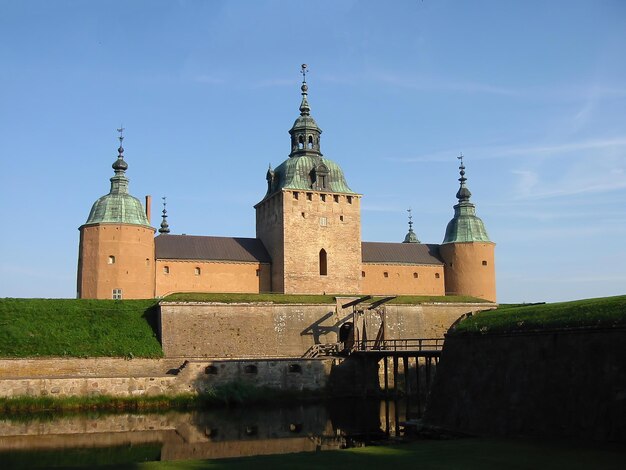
[354,338,444,353]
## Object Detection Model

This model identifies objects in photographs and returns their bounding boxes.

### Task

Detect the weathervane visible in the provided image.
[458,152,464,166]
[117,126,125,145]
[300,64,308,83]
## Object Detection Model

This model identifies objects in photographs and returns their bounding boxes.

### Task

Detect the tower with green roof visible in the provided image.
[77,131,156,299]
[255,65,362,294]
[440,156,496,301]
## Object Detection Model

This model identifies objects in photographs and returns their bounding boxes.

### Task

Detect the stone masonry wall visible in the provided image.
[425,327,626,441]
[159,301,495,357]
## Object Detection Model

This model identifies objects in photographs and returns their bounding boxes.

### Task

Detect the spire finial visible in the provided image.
[112,126,128,174]
[403,207,420,243]
[117,126,125,155]
[159,196,170,234]
[299,64,310,116]
[455,153,472,203]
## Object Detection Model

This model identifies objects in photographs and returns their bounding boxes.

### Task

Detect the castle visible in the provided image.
[77,68,496,302]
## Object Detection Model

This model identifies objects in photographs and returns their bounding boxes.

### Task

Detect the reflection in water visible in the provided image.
[0,398,420,467]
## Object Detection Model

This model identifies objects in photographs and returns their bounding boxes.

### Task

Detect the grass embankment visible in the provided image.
[0,381,322,417]
[0,298,162,358]
[164,292,489,304]
[55,438,626,470]
[453,295,626,335]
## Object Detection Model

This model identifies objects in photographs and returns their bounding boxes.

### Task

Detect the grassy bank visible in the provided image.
[164,292,489,304]
[0,381,324,417]
[0,298,162,357]
[453,295,626,335]
[55,438,626,470]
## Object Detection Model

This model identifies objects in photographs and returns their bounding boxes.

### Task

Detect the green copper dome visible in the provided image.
[443,158,491,244]
[83,139,151,227]
[261,66,356,200]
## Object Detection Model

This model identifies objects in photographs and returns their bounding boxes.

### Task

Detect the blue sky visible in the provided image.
[1,0,625,302]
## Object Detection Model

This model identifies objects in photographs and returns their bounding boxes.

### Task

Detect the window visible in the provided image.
[301,212,305,218]
[308,135,313,149]
[340,215,344,221]
[347,196,353,204]
[319,249,327,276]
[112,288,122,300]
[413,272,418,279]
[194,267,201,276]
[256,269,260,277]
[361,271,366,277]
[108,255,115,265]
[288,364,302,373]
[244,364,258,374]
[205,365,218,375]
[293,191,299,200]
[163,266,170,274]
[321,194,326,202]
[307,192,312,201]
[383,272,389,278]
[482,260,488,266]
[319,217,327,227]
[334,195,339,203]
[435,273,440,279]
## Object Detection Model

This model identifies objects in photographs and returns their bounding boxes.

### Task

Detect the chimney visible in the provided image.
[145,195,152,223]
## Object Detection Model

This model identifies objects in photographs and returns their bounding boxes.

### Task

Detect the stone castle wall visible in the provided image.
[361,263,445,296]
[159,301,495,357]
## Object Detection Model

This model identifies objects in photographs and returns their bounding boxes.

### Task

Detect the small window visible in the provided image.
[293,192,299,200]
[301,211,306,218]
[163,266,170,274]
[244,364,258,374]
[361,271,366,277]
[340,215,344,221]
[306,192,312,201]
[108,255,115,265]
[145,258,150,266]
[112,288,122,300]
[435,273,440,279]
[482,260,488,266]
[205,365,218,375]
[347,196,353,204]
[383,272,389,278]
[320,217,327,227]
[413,272,418,279]
[256,269,260,277]
[319,249,328,276]
[321,194,326,202]
[288,364,302,373]
[194,267,201,276]
[334,195,339,203]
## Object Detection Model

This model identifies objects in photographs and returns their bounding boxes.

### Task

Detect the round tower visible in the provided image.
[77,130,155,299]
[439,156,496,302]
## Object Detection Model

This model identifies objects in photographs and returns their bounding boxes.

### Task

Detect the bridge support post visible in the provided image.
[393,356,399,396]
[383,356,389,396]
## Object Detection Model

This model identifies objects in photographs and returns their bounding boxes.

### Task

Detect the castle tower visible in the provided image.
[439,156,496,302]
[255,65,362,294]
[77,130,155,299]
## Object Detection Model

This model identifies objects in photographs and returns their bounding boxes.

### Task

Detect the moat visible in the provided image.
[0,399,417,468]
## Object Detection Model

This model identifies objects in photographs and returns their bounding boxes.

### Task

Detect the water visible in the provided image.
[0,399,418,468]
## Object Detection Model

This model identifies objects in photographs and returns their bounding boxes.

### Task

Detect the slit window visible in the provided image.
[361,271,366,277]
[288,364,302,373]
[319,249,328,276]
[108,255,115,264]
[340,215,344,221]
[244,364,258,374]
[256,269,260,277]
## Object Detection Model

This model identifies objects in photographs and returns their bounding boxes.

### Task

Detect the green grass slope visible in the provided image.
[453,295,626,335]
[0,299,162,357]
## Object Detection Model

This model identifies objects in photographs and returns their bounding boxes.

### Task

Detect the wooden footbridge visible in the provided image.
[302,296,445,397]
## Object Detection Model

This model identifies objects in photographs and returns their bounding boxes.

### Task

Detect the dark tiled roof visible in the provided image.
[155,235,271,263]
[361,242,443,265]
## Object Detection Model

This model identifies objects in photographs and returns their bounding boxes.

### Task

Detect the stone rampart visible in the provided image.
[425,327,626,441]
[159,301,494,357]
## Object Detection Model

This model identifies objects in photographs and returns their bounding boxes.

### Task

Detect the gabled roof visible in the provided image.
[362,242,443,265]
[155,235,271,263]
